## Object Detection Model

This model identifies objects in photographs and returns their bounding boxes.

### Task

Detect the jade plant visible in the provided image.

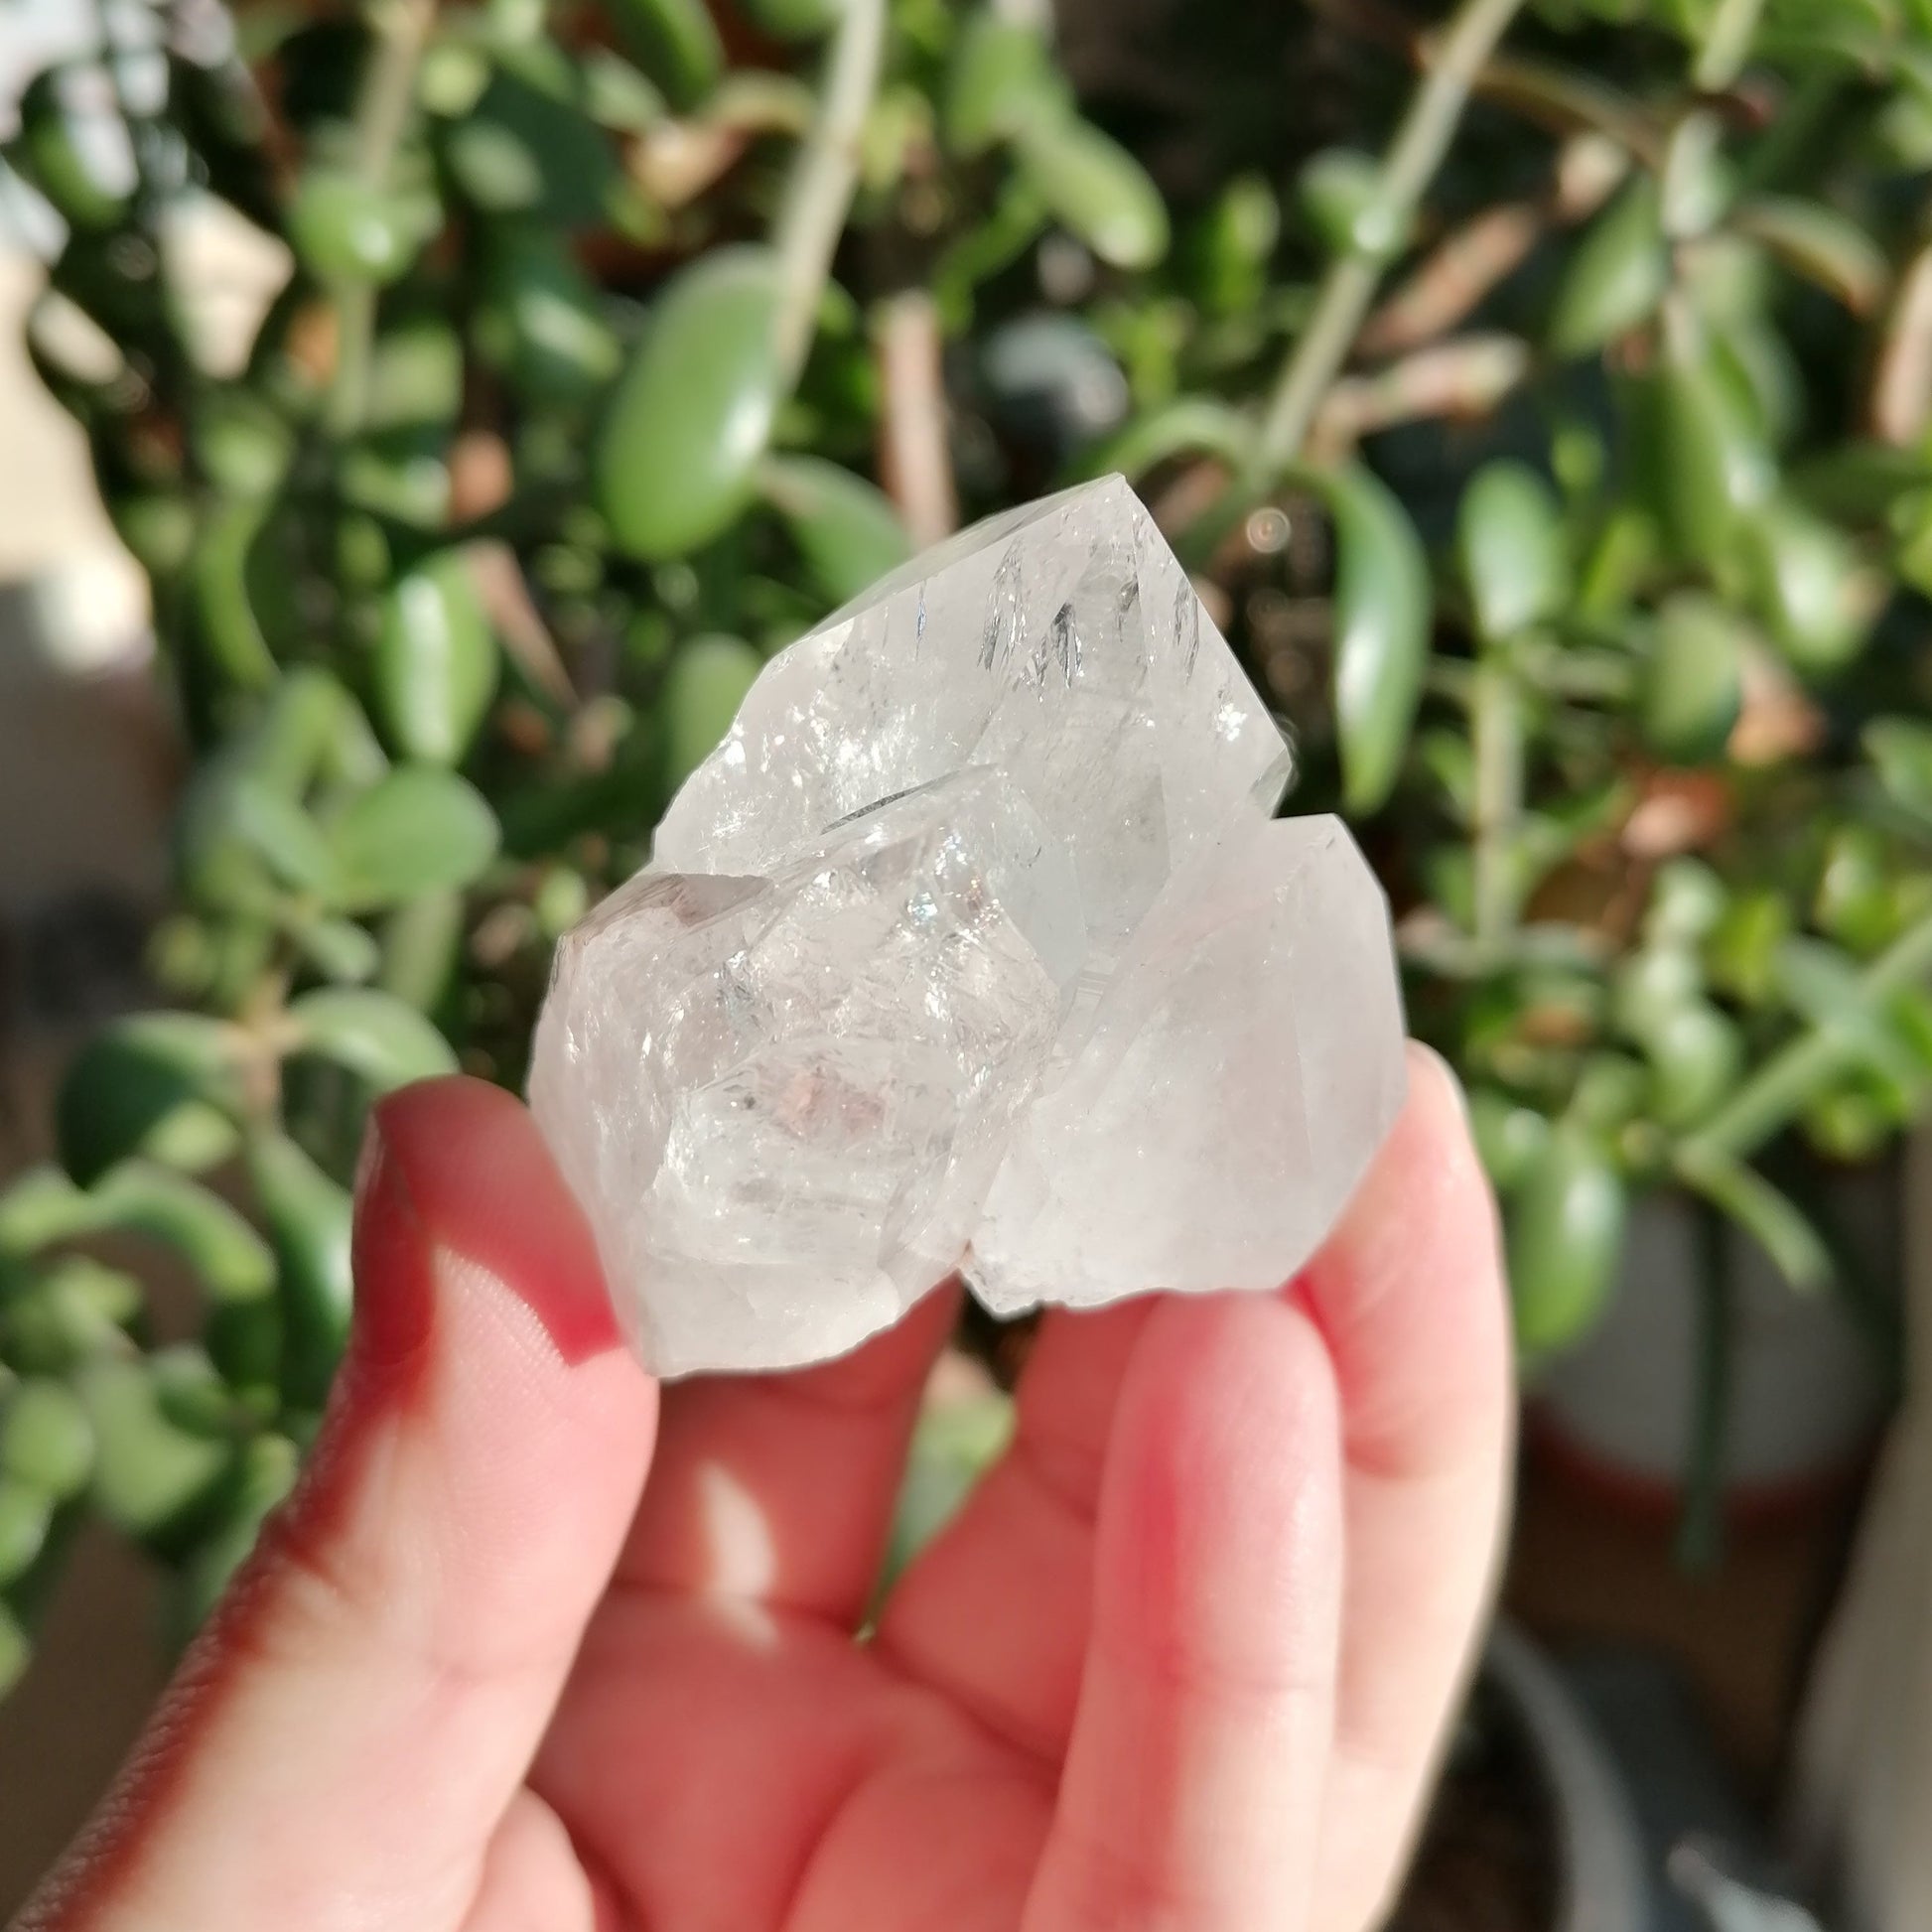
[6,0,1932,1686]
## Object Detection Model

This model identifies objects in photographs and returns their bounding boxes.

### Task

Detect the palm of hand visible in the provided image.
[21,1054,1507,1932]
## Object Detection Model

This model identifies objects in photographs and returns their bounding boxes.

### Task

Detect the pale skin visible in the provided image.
[17,1041,1512,1932]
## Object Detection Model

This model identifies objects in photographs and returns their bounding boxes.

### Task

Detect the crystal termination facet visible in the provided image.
[530,476,1406,1376]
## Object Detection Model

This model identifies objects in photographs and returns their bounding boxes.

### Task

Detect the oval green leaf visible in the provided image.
[664,634,764,790]
[598,246,786,562]
[1457,460,1569,642]
[1547,177,1667,359]
[1012,114,1170,271]
[247,1134,353,1410]
[55,1014,244,1187]
[1641,594,1744,763]
[325,767,500,911]
[1506,1127,1626,1359]
[286,987,460,1089]
[371,552,499,766]
[1314,462,1432,816]
[759,455,911,604]
[604,0,723,108]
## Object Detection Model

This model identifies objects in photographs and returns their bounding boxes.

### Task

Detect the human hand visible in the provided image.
[17,1043,1511,1932]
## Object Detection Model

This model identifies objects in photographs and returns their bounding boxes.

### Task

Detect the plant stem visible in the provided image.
[770,0,886,386]
[1181,0,1529,561]
[1675,1197,1731,1572]
[1678,904,1932,1167]
[328,0,436,439]
[1692,0,1765,93]
[1471,657,1522,952]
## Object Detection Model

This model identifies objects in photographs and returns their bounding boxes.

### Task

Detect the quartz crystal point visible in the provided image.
[530,476,1406,1376]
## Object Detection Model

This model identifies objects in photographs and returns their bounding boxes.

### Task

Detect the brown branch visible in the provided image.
[1869,239,1932,446]
[1311,332,1532,457]
[1359,135,1625,358]
[874,290,957,547]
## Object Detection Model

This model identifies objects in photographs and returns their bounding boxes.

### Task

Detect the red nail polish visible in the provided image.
[361,1077,626,1371]
[348,1117,438,1383]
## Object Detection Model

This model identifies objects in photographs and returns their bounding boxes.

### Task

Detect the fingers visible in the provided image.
[1296,1044,1514,1930]
[1023,1294,1343,1932]
[614,1282,958,1626]
[873,1298,1155,1754]
[20,1079,656,1932]
[885,1042,1513,1927]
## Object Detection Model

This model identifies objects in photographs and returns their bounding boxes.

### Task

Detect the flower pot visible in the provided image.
[1393,1620,1648,1932]
[1528,1179,1893,1516]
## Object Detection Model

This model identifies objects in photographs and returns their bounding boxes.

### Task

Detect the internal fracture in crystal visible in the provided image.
[530,475,1406,1375]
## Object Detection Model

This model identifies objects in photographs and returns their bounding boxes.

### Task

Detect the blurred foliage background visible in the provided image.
[7,0,1932,1690]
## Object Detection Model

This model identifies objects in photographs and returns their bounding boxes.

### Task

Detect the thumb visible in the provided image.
[20,1077,657,1932]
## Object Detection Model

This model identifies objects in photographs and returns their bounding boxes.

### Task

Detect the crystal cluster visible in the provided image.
[530,476,1406,1376]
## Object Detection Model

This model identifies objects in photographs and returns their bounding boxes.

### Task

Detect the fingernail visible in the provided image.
[349,1114,438,1379]
[1412,1040,1471,1126]
[367,1077,626,1370]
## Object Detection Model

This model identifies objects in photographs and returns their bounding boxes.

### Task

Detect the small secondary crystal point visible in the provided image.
[530,475,1406,1377]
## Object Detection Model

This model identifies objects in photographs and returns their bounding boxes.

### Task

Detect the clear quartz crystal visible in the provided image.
[530,475,1406,1376]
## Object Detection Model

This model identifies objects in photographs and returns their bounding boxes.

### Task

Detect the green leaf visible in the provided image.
[76,1357,235,1551]
[377,890,467,1013]
[1640,594,1745,763]
[250,669,387,796]
[183,501,278,708]
[737,0,844,38]
[88,1165,276,1306]
[475,229,622,403]
[944,13,1062,157]
[1647,1001,1744,1127]
[0,1168,97,1257]
[1547,177,1667,358]
[883,1391,1014,1588]
[1732,196,1889,316]
[1079,399,1254,483]
[1311,463,1432,815]
[286,988,459,1090]
[1679,1152,1833,1292]
[1467,1090,1552,1190]
[1506,1127,1626,1359]
[1626,341,1775,564]
[324,767,500,911]
[443,59,618,225]
[176,755,336,910]
[598,246,786,562]
[172,1433,300,1639]
[55,1014,245,1187]
[0,1381,93,1502]
[1867,717,1932,823]
[0,1601,27,1698]
[0,1258,142,1373]
[286,910,381,984]
[1012,115,1170,271]
[1611,941,1704,1040]
[287,168,428,287]
[1773,937,1924,1086]
[1741,498,1880,678]
[1456,460,1569,642]
[759,456,911,604]
[247,1135,353,1411]
[664,635,765,790]
[0,1482,53,1589]
[603,0,724,108]
[371,553,499,766]
[12,71,129,232]
[1298,148,1403,261]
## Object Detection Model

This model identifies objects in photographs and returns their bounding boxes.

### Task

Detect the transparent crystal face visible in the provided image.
[531,476,1405,1375]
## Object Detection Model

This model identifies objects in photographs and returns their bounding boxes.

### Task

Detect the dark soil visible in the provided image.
[1386,1674,1562,1932]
